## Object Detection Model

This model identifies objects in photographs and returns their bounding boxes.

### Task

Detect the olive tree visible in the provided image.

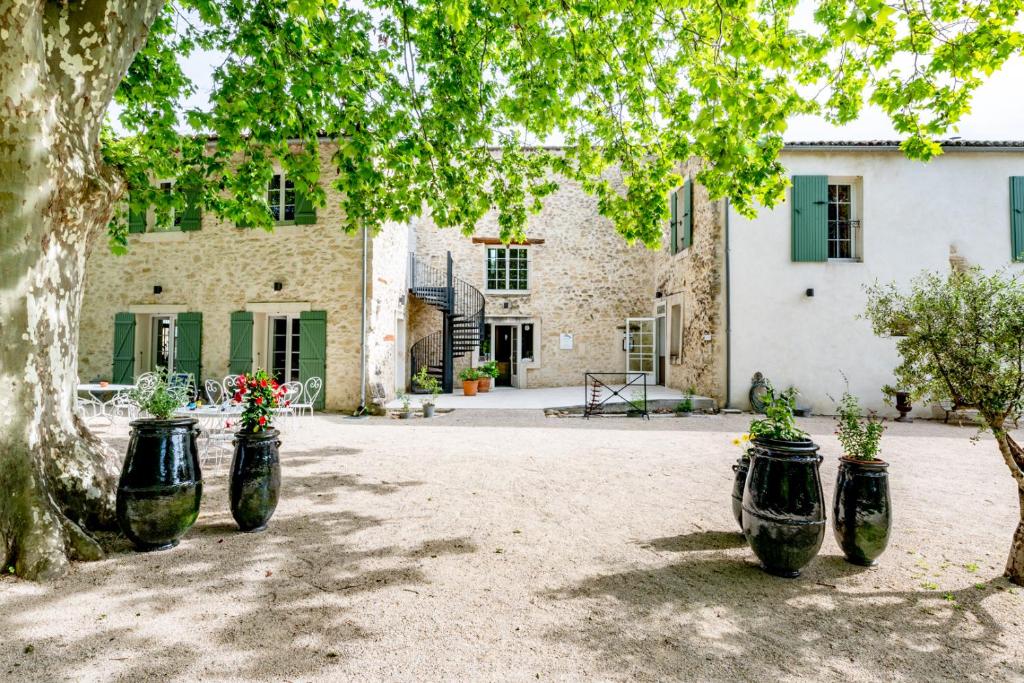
[2,0,1021,579]
[865,269,1024,585]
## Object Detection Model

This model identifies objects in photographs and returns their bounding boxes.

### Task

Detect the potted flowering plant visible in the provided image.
[413,366,441,417]
[117,368,201,551]
[478,360,498,393]
[832,391,891,566]
[459,367,481,396]
[229,369,286,532]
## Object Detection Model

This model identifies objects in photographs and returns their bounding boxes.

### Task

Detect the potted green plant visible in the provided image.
[831,391,891,566]
[397,391,413,419]
[459,367,480,396]
[478,360,498,393]
[229,369,285,532]
[117,368,201,551]
[741,384,826,578]
[675,397,693,416]
[413,366,441,417]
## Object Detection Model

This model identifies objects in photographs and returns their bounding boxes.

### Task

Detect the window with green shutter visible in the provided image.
[179,189,202,231]
[112,313,136,384]
[1011,177,1024,262]
[791,175,828,262]
[229,311,254,375]
[681,179,693,250]
[298,310,327,410]
[669,189,678,255]
[295,186,317,225]
[127,194,146,234]
[174,312,203,385]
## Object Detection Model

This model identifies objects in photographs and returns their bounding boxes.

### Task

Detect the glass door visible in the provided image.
[625,318,656,379]
[269,316,302,384]
[509,325,520,388]
[151,316,176,371]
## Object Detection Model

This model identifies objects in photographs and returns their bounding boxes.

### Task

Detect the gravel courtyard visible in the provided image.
[2,411,1023,681]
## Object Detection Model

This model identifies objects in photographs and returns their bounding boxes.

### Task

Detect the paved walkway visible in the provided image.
[386,384,685,410]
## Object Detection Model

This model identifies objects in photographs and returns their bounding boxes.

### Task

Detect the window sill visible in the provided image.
[827,258,863,263]
[485,290,531,296]
[138,231,187,243]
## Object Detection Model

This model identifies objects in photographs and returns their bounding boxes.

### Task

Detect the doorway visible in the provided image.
[151,315,176,371]
[268,315,302,384]
[494,324,519,387]
[625,317,656,380]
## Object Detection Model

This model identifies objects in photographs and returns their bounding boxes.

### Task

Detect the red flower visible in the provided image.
[256,396,263,405]
[260,379,268,388]
[258,415,267,425]
[225,420,233,428]
[270,380,278,389]
[285,400,291,406]
[233,392,242,402]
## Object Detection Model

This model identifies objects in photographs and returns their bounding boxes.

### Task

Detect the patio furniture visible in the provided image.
[293,376,322,417]
[77,383,136,424]
[222,374,242,400]
[169,372,196,400]
[205,378,223,405]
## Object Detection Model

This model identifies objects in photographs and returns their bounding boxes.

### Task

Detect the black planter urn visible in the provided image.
[833,457,892,566]
[117,418,202,551]
[229,429,281,532]
[731,454,751,531]
[741,437,826,577]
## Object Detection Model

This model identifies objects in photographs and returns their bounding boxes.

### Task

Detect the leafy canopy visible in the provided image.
[106,0,1024,251]
[864,268,1024,430]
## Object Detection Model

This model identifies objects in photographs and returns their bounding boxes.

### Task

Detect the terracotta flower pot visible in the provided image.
[462,379,479,396]
[478,376,491,392]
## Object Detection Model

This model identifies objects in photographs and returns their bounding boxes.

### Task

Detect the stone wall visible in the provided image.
[79,143,368,411]
[366,222,411,406]
[410,173,656,388]
[650,161,729,404]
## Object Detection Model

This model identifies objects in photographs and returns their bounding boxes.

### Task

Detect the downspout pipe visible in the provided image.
[356,222,368,416]
[724,198,732,409]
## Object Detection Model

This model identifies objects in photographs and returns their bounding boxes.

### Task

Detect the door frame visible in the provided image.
[625,317,657,380]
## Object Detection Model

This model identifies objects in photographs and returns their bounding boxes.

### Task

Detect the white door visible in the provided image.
[510,325,520,388]
[625,318,656,380]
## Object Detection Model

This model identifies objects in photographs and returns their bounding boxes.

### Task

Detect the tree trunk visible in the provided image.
[0,0,165,579]
[993,431,1024,586]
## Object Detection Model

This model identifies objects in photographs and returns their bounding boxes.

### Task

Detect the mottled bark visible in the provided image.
[994,433,1024,585]
[0,0,164,579]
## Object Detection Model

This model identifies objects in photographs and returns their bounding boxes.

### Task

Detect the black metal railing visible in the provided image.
[584,372,649,420]
[409,330,443,390]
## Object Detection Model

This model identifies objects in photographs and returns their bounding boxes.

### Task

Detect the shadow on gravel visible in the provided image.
[544,551,1019,681]
[641,530,748,552]
[0,468,469,682]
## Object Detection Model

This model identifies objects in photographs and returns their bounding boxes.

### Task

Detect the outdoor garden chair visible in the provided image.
[204,378,223,405]
[222,374,242,401]
[293,376,322,417]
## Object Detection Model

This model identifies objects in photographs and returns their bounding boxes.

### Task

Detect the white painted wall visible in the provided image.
[728,147,1024,415]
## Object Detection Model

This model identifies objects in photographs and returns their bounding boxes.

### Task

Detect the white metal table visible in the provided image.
[77,383,135,423]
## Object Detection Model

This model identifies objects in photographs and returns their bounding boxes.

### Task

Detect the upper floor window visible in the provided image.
[156,181,182,231]
[268,174,296,223]
[828,182,859,260]
[486,246,529,291]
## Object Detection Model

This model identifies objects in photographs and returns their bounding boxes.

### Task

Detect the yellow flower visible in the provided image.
[741,433,751,442]
[731,438,741,446]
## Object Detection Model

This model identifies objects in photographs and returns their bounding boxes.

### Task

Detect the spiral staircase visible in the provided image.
[408,252,485,393]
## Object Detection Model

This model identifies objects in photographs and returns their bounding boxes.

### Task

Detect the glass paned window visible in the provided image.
[486,247,529,291]
[268,174,296,223]
[159,181,182,230]
[270,316,302,384]
[521,323,534,361]
[828,183,855,260]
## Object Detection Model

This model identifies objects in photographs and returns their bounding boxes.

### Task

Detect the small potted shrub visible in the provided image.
[117,369,201,551]
[413,366,441,417]
[741,384,826,578]
[832,391,891,566]
[478,360,498,393]
[675,397,693,416]
[397,392,413,419]
[229,369,285,532]
[459,367,480,396]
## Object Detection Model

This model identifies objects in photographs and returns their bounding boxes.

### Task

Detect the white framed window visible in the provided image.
[268,315,301,383]
[148,180,181,232]
[827,178,861,261]
[268,173,296,223]
[485,246,529,292]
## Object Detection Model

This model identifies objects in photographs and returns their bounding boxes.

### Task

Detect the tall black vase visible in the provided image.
[229,429,281,532]
[117,418,202,551]
[731,454,751,531]
[742,437,826,577]
[833,458,891,566]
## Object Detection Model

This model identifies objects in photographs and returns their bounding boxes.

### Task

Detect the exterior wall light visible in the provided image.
[153,285,162,294]
[273,282,283,291]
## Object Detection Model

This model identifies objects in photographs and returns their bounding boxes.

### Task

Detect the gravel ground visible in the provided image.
[2,411,1023,682]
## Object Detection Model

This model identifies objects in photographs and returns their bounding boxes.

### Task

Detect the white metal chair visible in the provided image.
[293,377,322,417]
[276,381,303,431]
[134,372,158,400]
[109,392,140,422]
[77,395,108,425]
[222,374,242,401]
[204,378,223,405]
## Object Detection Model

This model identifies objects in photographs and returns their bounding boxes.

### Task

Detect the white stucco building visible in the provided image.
[724,140,1024,414]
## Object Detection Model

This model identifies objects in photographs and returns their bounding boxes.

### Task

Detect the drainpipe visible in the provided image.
[356,222,368,416]
[724,198,732,409]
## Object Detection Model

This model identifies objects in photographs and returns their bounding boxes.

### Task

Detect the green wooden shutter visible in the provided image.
[128,194,146,233]
[669,189,678,255]
[112,313,136,384]
[174,312,203,385]
[229,311,254,375]
[682,179,693,250]
[179,189,202,231]
[299,310,327,409]
[294,185,317,225]
[1011,177,1024,262]
[791,175,828,262]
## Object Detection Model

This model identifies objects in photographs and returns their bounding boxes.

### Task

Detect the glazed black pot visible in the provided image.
[229,429,281,532]
[742,437,826,577]
[731,454,751,531]
[833,457,892,566]
[117,418,202,551]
